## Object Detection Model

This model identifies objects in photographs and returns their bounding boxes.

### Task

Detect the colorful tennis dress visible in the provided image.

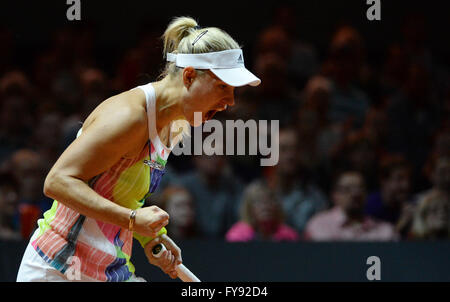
[28,83,172,282]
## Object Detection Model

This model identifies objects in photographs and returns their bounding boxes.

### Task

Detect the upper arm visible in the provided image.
[47,100,147,183]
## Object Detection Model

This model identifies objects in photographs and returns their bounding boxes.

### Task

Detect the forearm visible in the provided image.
[44,173,131,229]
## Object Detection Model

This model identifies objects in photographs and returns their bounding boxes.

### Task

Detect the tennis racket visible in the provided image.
[152,243,201,282]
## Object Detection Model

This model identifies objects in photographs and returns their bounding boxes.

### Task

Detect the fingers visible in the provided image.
[161,234,182,265]
[169,270,178,279]
[159,250,178,279]
[144,234,182,280]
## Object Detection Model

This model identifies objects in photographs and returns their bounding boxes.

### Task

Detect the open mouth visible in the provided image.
[205,110,217,121]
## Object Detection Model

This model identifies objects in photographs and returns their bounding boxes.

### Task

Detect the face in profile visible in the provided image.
[182,68,235,126]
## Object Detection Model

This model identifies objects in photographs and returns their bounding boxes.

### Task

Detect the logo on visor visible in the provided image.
[237,54,244,64]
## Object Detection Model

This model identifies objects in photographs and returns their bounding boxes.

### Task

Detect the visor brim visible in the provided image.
[210,67,261,87]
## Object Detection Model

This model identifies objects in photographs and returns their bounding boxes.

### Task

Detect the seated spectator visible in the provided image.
[423,132,450,189]
[226,180,299,242]
[379,43,409,98]
[177,144,243,239]
[9,149,52,214]
[359,107,389,158]
[304,171,398,241]
[252,52,299,124]
[410,190,449,240]
[332,132,379,192]
[257,19,318,89]
[157,186,197,240]
[0,172,21,240]
[0,93,33,162]
[321,25,371,130]
[365,154,413,226]
[385,63,441,191]
[264,126,328,234]
[29,112,64,173]
[417,155,450,203]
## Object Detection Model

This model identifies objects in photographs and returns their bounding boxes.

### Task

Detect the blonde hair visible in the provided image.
[157,17,241,142]
[411,190,450,239]
[161,16,241,77]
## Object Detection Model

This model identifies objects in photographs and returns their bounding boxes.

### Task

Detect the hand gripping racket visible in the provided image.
[152,243,201,282]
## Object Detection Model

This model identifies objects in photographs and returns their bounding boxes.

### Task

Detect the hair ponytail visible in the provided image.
[162,16,198,58]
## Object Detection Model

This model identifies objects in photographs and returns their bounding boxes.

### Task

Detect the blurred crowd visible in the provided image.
[0,6,449,243]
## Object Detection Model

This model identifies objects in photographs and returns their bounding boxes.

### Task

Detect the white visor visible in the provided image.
[167,49,261,87]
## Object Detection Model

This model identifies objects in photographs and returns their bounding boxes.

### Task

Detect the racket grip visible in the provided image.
[152,243,201,282]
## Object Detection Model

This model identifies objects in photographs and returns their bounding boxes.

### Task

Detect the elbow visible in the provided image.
[43,172,61,199]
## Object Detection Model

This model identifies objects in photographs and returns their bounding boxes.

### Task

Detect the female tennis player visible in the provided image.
[16,16,260,282]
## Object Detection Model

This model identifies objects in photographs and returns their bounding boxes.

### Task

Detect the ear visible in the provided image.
[182,67,197,89]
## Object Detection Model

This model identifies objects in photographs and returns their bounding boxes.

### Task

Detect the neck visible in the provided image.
[151,76,186,134]
[344,211,365,224]
[256,220,278,238]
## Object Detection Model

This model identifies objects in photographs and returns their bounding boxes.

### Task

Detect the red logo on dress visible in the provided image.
[150,142,155,154]
[161,149,165,157]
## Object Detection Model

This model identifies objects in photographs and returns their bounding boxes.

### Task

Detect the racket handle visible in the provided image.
[152,243,201,282]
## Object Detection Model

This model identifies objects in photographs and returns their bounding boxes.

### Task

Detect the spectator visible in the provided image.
[8,149,52,215]
[323,26,370,129]
[6,150,47,239]
[332,132,379,192]
[365,154,416,238]
[385,63,441,191]
[423,131,450,185]
[177,143,243,239]
[264,126,328,233]
[410,190,450,240]
[365,154,413,224]
[252,52,299,124]
[321,25,371,130]
[300,75,332,130]
[0,71,34,161]
[270,5,320,88]
[418,155,450,203]
[359,107,389,157]
[60,67,110,150]
[29,112,64,171]
[157,186,197,240]
[380,43,409,98]
[226,180,299,242]
[0,172,21,240]
[304,171,398,241]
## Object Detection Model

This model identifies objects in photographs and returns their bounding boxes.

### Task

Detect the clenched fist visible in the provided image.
[134,206,169,238]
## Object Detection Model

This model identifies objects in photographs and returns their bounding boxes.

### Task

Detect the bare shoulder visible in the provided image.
[83,88,147,131]
[48,88,149,181]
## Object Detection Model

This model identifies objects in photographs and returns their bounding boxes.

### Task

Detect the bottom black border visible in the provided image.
[2,282,448,300]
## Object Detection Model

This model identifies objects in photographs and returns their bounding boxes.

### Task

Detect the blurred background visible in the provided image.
[0,0,449,281]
